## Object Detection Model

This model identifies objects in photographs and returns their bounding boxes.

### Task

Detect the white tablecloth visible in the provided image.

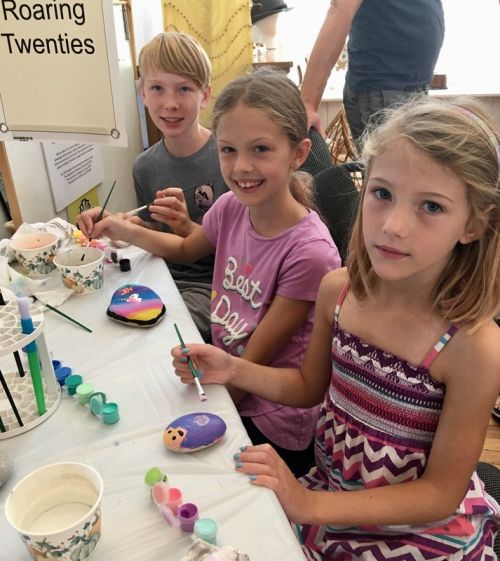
[0,246,306,561]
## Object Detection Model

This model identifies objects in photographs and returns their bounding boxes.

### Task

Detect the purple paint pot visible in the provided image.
[178,502,199,532]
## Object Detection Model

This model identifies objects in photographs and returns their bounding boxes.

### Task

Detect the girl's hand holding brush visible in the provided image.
[171,343,235,387]
[77,208,141,243]
[76,206,112,238]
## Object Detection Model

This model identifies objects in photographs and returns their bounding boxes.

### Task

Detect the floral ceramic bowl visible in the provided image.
[5,461,103,561]
[54,247,104,295]
[10,232,58,277]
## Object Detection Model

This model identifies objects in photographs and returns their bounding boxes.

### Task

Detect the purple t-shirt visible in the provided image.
[203,191,341,450]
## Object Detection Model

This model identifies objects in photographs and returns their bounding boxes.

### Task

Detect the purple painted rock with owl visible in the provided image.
[163,413,227,453]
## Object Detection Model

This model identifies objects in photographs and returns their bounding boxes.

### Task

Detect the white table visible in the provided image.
[0,246,306,561]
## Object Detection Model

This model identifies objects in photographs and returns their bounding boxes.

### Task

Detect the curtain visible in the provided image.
[162,0,253,127]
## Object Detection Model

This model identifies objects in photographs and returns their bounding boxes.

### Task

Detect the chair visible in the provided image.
[299,127,360,264]
[300,127,334,177]
[312,165,360,265]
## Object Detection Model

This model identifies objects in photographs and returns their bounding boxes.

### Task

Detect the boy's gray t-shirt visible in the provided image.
[132,135,227,284]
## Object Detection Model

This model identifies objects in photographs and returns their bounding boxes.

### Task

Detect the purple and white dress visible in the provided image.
[298,285,500,560]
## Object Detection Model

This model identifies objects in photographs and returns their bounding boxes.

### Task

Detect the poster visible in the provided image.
[0,0,126,145]
[42,142,104,212]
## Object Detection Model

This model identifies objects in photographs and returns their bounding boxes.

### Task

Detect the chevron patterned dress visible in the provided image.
[298,290,500,560]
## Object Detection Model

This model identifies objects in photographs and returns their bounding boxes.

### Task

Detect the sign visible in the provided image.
[0,0,126,145]
[42,141,104,212]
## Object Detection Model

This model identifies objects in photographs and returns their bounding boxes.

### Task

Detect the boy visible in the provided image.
[81,32,227,341]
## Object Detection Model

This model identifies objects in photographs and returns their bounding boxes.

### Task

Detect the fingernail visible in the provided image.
[249,475,257,481]
[195,369,203,379]
[181,347,189,353]
[240,445,247,452]
[180,357,187,364]
[235,462,243,469]
[233,453,240,461]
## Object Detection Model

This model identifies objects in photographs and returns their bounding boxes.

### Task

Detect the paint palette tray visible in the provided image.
[0,300,60,439]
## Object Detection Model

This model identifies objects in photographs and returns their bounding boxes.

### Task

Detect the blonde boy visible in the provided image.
[81,33,227,341]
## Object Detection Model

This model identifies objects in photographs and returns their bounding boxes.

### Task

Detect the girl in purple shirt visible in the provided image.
[82,69,340,475]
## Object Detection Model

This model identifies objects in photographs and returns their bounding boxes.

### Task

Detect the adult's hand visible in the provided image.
[305,105,326,138]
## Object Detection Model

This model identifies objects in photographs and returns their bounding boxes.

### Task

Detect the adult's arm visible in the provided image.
[300,0,362,134]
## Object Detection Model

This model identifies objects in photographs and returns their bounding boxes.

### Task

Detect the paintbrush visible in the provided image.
[82,179,117,260]
[32,296,92,333]
[8,280,92,334]
[126,183,205,216]
[173,323,207,402]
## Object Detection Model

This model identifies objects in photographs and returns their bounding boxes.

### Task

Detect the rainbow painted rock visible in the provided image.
[107,284,166,327]
[163,413,227,453]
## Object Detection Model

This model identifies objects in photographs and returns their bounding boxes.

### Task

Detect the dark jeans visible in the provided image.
[241,416,316,478]
[343,82,429,150]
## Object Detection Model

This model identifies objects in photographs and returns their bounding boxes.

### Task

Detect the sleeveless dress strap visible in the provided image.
[334,283,349,325]
[421,324,459,370]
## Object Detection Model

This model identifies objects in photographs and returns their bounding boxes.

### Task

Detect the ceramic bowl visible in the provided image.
[5,461,103,561]
[10,232,58,277]
[54,247,104,295]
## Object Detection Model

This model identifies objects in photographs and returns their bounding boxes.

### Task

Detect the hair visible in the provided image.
[212,68,314,208]
[138,32,211,89]
[347,95,500,327]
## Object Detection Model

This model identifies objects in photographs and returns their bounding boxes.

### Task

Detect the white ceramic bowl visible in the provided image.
[10,232,58,277]
[5,461,103,561]
[54,247,104,295]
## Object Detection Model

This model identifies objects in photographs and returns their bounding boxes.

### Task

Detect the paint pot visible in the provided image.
[119,258,131,272]
[194,518,218,545]
[144,467,168,487]
[101,403,119,425]
[88,393,119,425]
[177,502,199,532]
[5,461,103,561]
[54,366,72,387]
[51,360,62,371]
[65,374,83,396]
[76,383,95,405]
[54,247,104,295]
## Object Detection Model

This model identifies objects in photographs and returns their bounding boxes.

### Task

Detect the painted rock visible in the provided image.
[107,284,166,327]
[163,413,227,453]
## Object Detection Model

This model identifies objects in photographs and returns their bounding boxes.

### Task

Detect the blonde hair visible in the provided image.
[212,69,314,208]
[347,96,500,327]
[138,32,211,89]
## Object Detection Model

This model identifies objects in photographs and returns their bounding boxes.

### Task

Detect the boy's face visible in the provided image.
[140,69,210,141]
